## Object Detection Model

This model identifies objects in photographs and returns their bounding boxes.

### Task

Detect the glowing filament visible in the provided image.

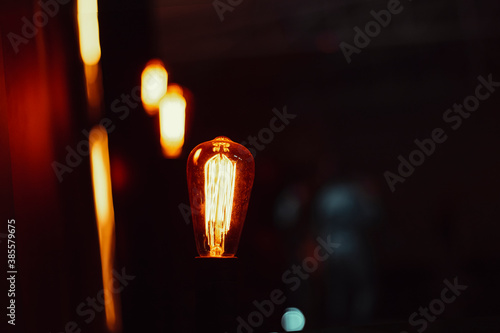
[141,61,168,115]
[204,154,237,257]
[90,126,120,332]
[77,0,101,65]
[159,92,185,158]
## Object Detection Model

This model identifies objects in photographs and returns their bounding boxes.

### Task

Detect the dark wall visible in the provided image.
[2,0,500,332]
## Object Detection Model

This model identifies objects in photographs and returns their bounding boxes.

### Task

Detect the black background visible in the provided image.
[1,0,500,332]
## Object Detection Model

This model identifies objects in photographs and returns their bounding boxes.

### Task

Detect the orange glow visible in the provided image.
[204,153,237,256]
[193,148,202,165]
[77,0,101,65]
[84,62,99,83]
[84,63,102,116]
[78,0,103,120]
[89,126,121,332]
[187,137,255,257]
[167,83,183,96]
[141,60,168,115]
[159,91,186,158]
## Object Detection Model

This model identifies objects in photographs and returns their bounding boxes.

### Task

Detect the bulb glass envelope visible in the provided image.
[187,136,255,257]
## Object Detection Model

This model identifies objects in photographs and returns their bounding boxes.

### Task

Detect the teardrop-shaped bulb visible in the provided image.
[187,136,255,257]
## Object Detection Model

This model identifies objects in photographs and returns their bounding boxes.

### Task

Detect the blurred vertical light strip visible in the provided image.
[78,0,103,119]
[141,60,168,115]
[89,126,121,332]
[159,90,186,158]
[83,62,102,113]
[77,0,101,65]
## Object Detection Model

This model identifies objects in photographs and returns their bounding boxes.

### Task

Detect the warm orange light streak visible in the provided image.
[84,62,99,83]
[84,63,102,112]
[193,148,202,165]
[77,0,101,66]
[204,153,237,257]
[159,91,186,158]
[141,60,168,115]
[89,126,120,332]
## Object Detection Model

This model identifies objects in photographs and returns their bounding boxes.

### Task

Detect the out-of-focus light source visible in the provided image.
[187,137,255,257]
[141,60,168,115]
[77,0,101,65]
[281,308,305,332]
[78,0,103,121]
[167,83,183,96]
[89,126,121,332]
[159,91,186,158]
[84,63,102,110]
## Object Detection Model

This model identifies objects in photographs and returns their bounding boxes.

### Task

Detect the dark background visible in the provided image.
[1,0,500,332]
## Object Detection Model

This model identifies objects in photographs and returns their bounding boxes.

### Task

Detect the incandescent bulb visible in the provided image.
[187,136,255,257]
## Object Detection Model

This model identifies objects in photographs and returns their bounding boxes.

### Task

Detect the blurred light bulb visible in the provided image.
[141,59,168,115]
[281,307,305,332]
[77,0,101,65]
[89,125,121,332]
[159,91,186,158]
[187,136,255,257]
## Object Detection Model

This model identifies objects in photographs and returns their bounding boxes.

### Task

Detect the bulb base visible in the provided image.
[194,257,239,333]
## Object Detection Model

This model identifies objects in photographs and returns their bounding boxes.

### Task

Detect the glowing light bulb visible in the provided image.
[187,136,255,257]
[141,59,168,115]
[77,0,101,66]
[159,90,186,158]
